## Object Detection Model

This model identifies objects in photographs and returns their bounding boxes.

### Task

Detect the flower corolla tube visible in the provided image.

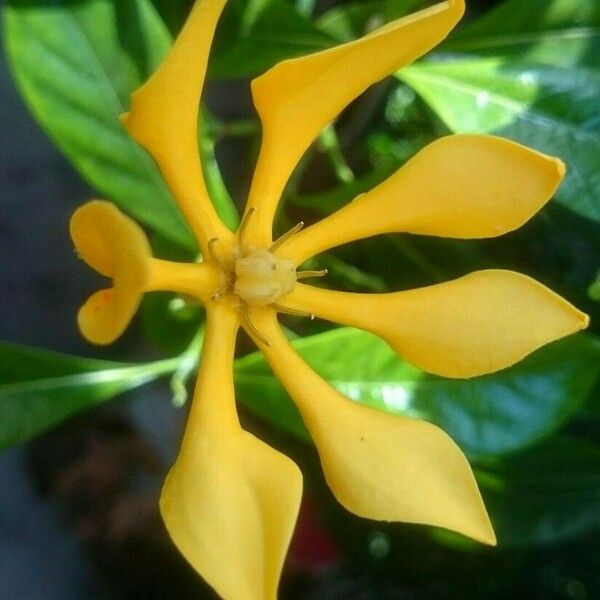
[69,1,589,598]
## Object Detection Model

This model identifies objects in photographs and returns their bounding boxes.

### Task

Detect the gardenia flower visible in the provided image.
[69,0,588,598]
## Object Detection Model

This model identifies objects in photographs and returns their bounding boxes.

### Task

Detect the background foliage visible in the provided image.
[2,0,599,597]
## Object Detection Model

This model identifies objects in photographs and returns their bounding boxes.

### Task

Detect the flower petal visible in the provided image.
[121,0,232,253]
[70,200,150,277]
[146,259,218,304]
[70,201,151,344]
[161,304,302,600]
[244,0,465,246]
[253,310,495,545]
[282,271,589,378]
[280,135,565,264]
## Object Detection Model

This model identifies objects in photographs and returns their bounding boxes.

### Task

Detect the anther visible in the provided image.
[241,306,270,347]
[296,269,328,280]
[237,207,256,250]
[270,221,304,253]
[273,305,315,320]
[207,238,220,262]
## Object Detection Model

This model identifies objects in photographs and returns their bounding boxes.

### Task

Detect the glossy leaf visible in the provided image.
[235,327,600,457]
[4,0,195,248]
[0,341,176,450]
[447,0,600,69]
[400,59,600,223]
[478,438,600,545]
[210,0,333,79]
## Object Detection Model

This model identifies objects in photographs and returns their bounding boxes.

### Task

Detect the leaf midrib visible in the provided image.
[400,65,600,142]
[15,2,186,244]
[66,6,178,203]
[0,363,164,395]
[449,26,600,53]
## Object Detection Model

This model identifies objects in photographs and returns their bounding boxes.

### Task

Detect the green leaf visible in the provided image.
[400,0,600,224]
[140,292,204,355]
[0,340,177,450]
[150,0,192,34]
[4,0,195,249]
[235,328,600,457]
[399,58,600,223]
[316,0,425,42]
[235,353,309,443]
[447,0,600,69]
[289,167,393,215]
[478,438,600,545]
[210,0,334,79]
[201,111,240,231]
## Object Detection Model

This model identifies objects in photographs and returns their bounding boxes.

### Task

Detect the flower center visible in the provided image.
[208,243,302,308]
[207,210,327,345]
[234,248,296,307]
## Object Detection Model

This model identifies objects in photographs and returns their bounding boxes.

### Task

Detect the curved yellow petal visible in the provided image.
[70,201,151,344]
[280,135,565,264]
[122,0,232,253]
[70,200,149,277]
[244,0,465,247]
[282,271,589,378]
[253,310,495,545]
[161,304,302,600]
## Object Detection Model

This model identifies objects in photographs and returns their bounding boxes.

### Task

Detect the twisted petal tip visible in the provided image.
[70,201,151,345]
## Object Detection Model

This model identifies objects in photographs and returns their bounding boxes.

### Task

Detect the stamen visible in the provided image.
[296,269,328,280]
[273,304,315,320]
[208,237,220,262]
[270,221,304,253]
[237,207,256,250]
[241,306,270,347]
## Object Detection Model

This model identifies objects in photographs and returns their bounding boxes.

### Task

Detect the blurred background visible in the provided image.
[1,0,599,598]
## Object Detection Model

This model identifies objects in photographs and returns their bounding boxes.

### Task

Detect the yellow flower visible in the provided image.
[69,1,589,598]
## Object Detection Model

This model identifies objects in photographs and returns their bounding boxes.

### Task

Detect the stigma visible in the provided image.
[206,210,327,345]
[234,248,296,306]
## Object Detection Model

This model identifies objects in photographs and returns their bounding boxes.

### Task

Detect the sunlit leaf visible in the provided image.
[400,59,600,223]
[235,328,600,457]
[396,0,600,223]
[447,0,600,69]
[0,341,175,450]
[4,0,196,248]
